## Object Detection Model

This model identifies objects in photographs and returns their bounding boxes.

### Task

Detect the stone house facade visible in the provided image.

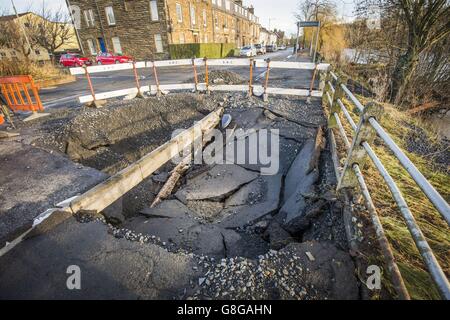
[68,0,260,60]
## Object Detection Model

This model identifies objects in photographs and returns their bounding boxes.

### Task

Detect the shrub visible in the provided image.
[169,43,237,59]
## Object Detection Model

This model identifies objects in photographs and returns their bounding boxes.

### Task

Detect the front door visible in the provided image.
[98,38,107,53]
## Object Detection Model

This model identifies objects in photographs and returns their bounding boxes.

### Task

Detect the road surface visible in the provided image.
[41,49,315,109]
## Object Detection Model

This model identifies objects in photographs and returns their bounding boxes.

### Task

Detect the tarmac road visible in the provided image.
[40,49,315,109]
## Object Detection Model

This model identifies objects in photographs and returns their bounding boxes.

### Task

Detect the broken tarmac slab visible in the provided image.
[0,218,199,299]
[0,141,107,247]
[175,164,258,203]
[140,200,194,219]
[219,174,283,229]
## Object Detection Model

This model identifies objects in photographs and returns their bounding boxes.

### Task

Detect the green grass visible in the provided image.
[333,97,449,300]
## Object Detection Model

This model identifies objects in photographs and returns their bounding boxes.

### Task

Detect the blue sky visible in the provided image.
[1,0,357,35]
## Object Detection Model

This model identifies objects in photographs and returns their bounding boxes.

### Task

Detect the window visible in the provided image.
[225,0,230,11]
[176,3,182,22]
[179,33,185,44]
[87,39,96,55]
[150,1,159,21]
[212,0,216,5]
[84,9,95,27]
[154,34,163,53]
[214,14,218,28]
[0,52,6,57]
[224,17,228,29]
[204,34,208,43]
[203,9,207,27]
[190,4,196,26]
[105,6,116,25]
[35,49,41,55]
[112,37,122,54]
[217,0,222,7]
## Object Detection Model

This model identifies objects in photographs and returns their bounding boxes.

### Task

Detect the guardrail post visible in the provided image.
[263,58,271,102]
[308,64,318,103]
[318,68,328,91]
[327,77,344,129]
[204,57,210,95]
[151,60,161,97]
[248,58,254,98]
[83,65,103,108]
[192,58,198,93]
[132,61,144,99]
[338,101,384,190]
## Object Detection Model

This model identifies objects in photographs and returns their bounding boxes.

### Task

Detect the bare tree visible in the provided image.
[295,0,338,47]
[356,0,450,104]
[24,5,74,63]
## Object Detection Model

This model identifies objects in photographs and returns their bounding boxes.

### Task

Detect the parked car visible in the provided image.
[239,45,257,57]
[255,44,266,55]
[279,45,287,50]
[96,52,133,65]
[59,53,92,67]
[266,44,277,52]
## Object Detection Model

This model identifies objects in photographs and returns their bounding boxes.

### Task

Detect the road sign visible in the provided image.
[298,21,320,27]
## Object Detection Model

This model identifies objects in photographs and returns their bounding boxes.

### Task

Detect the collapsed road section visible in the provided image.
[0,90,361,299]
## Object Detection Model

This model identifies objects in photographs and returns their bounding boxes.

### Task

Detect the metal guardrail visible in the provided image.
[69,58,330,105]
[324,71,450,300]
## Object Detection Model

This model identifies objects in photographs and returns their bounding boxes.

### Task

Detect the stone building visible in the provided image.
[67,0,261,60]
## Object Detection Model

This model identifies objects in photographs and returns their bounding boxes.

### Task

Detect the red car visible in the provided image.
[59,53,92,67]
[95,52,133,65]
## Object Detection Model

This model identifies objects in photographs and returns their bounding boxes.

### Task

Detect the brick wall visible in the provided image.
[70,0,261,60]
[72,0,170,60]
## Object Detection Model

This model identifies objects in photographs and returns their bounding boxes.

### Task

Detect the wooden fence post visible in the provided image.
[337,102,384,189]
[327,76,345,129]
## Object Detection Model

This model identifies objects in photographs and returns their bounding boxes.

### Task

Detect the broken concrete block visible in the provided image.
[175,164,258,203]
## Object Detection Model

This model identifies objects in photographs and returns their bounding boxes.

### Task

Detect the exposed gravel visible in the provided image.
[188,70,247,85]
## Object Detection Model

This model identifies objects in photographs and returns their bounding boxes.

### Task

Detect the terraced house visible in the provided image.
[68,0,261,60]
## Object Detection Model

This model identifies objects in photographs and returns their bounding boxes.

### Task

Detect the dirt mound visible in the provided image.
[188,70,246,85]
[34,94,218,174]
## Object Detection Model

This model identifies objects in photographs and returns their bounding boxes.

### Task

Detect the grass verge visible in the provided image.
[333,96,449,300]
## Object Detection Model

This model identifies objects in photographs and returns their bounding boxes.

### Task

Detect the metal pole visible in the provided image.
[294,22,300,55]
[352,163,411,300]
[263,59,271,102]
[313,22,320,64]
[248,58,254,97]
[83,65,96,102]
[369,117,450,225]
[132,61,143,97]
[204,57,209,94]
[11,0,32,54]
[363,141,450,300]
[151,61,160,96]
[192,58,198,92]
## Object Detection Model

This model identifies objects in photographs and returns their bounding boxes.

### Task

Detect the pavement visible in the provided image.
[40,49,313,109]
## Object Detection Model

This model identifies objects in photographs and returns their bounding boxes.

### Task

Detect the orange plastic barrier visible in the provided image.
[0,114,4,125]
[0,75,43,112]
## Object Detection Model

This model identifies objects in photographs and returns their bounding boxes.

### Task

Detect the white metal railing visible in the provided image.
[324,71,450,300]
[69,58,330,105]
